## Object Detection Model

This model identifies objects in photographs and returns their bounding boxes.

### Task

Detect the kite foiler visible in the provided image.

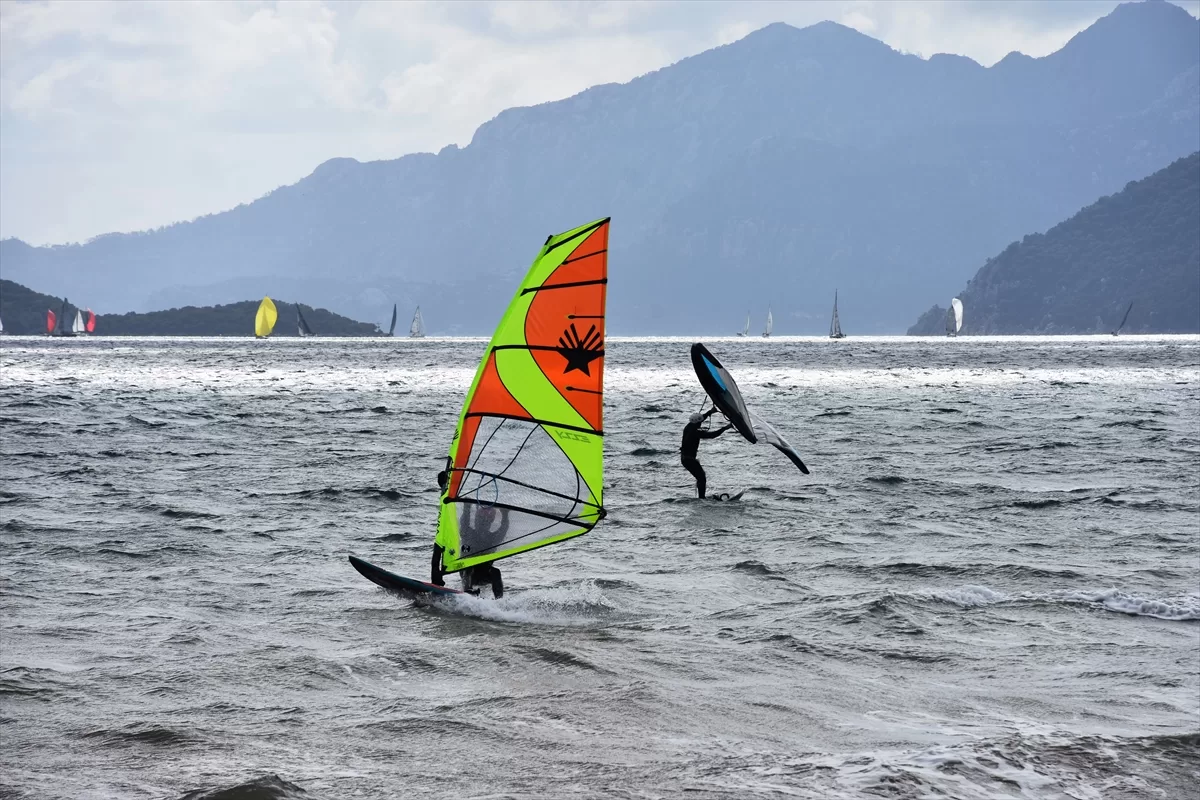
[349,217,611,598]
[690,342,809,475]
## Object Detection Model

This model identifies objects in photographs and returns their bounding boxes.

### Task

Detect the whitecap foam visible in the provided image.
[430,581,617,626]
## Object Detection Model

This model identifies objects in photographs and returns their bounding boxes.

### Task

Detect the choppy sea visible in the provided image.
[1,335,1197,800]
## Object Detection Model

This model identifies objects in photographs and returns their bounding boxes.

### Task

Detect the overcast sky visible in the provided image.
[2,0,1196,245]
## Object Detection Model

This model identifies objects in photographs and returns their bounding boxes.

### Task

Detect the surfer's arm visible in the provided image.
[699,425,731,439]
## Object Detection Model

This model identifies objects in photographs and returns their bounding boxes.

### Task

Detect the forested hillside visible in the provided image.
[909,152,1200,334]
[0,280,378,336]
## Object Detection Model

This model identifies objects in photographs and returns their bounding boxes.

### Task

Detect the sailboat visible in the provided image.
[829,290,846,339]
[945,298,963,337]
[736,313,750,337]
[85,309,97,334]
[255,296,278,339]
[409,306,425,338]
[387,304,398,337]
[297,306,316,337]
[72,309,86,336]
[348,217,611,598]
[762,307,773,338]
[48,298,75,337]
[1111,302,1133,336]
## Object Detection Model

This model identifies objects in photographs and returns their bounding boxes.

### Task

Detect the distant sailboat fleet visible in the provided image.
[43,298,98,337]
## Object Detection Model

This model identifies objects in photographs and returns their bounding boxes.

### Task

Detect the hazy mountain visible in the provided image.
[2,1,1197,334]
[908,152,1199,334]
[0,279,377,336]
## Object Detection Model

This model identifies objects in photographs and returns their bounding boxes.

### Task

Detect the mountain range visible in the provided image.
[1,0,1197,334]
[908,151,1199,335]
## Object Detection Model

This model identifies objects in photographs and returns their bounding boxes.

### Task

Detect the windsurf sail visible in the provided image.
[946,298,964,336]
[297,306,315,337]
[72,309,85,335]
[410,306,425,338]
[691,342,809,474]
[830,290,845,339]
[85,309,96,333]
[46,309,56,335]
[388,304,398,337]
[255,296,277,338]
[762,307,773,337]
[434,217,610,575]
[1112,302,1133,336]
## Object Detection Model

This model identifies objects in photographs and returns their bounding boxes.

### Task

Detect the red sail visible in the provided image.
[86,310,96,333]
[46,310,56,334]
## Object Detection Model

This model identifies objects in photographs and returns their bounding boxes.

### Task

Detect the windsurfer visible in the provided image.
[430,472,507,598]
[459,503,508,598]
[681,409,731,499]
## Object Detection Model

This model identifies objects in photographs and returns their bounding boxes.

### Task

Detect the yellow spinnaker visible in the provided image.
[255,297,277,338]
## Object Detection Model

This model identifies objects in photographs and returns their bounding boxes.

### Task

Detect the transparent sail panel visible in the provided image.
[454,417,593,558]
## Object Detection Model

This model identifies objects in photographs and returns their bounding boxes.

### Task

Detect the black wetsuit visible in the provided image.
[681,417,729,499]
[431,505,507,598]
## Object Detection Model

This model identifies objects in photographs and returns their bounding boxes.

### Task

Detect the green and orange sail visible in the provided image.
[435,218,610,574]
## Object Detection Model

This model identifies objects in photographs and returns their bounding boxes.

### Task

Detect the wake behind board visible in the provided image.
[712,489,747,502]
[348,555,462,597]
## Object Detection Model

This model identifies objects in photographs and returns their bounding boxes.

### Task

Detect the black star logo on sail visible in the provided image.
[557,323,603,376]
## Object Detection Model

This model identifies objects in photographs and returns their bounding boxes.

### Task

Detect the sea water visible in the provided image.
[1,335,1197,799]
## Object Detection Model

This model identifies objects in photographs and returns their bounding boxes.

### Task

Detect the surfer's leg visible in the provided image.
[430,544,446,586]
[682,457,706,499]
[490,567,504,599]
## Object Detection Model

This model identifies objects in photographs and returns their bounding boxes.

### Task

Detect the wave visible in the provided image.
[126,415,167,428]
[83,723,197,748]
[910,584,1200,621]
[177,774,307,800]
[629,447,672,456]
[697,730,1200,800]
[732,560,786,580]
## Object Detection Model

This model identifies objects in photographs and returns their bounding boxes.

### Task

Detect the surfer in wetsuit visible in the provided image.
[681,409,731,499]
[459,503,507,598]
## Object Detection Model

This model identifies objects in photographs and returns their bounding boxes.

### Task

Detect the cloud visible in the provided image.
[1,0,1196,245]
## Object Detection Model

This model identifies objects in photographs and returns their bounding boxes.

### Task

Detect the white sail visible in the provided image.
[737,312,749,336]
[830,291,844,339]
[762,307,773,337]
[72,309,86,334]
[951,298,964,333]
[409,306,425,338]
